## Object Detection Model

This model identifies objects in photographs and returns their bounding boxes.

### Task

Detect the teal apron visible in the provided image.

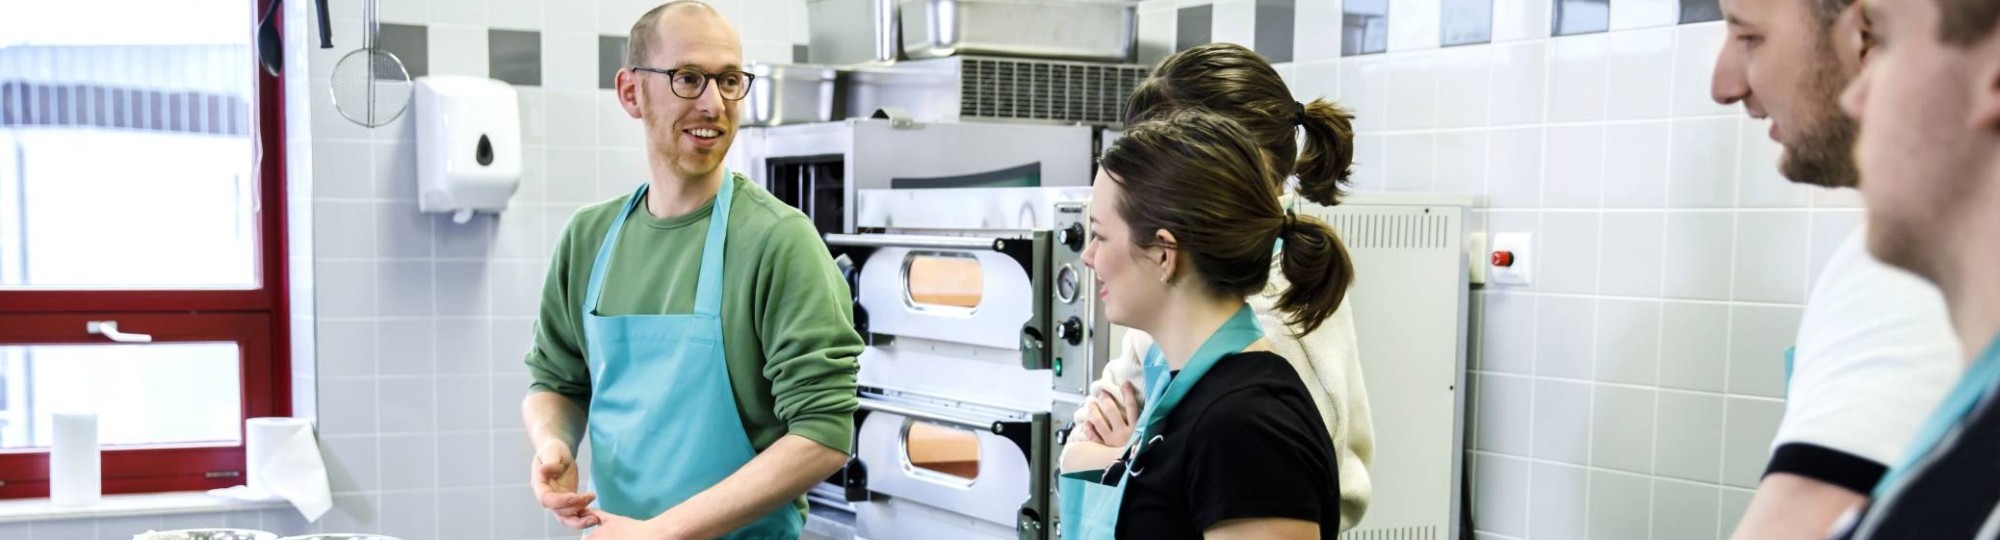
[1058,305,1264,539]
[1871,336,2000,498]
[582,176,801,539]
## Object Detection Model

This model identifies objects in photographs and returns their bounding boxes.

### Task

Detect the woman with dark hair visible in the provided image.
[1065,42,1373,532]
[1057,108,1350,540]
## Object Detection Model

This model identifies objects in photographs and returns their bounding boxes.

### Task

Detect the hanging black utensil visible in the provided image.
[255,0,283,76]
[315,0,333,48]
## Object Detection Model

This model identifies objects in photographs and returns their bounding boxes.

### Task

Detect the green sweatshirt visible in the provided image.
[525,174,862,461]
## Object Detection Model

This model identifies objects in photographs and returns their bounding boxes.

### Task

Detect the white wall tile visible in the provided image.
[378,202,436,259]
[493,483,550,535]
[494,431,536,484]
[1673,23,1737,117]
[315,201,376,258]
[313,141,375,199]
[436,261,495,317]
[1487,127,1544,207]
[492,260,549,317]
[1722,397,1785,488]
[1655,390,1724,482]
[1141,7,1180,66]
[1293,0,1340,61]
[440,431,495,488]
[1588,470,1654,538]
[319,378,379,435]
[542,31,600,92]
[1476,373,1533,454]
[1814,183,1865,208]
[1543,126,1605,208]
[381,433,440,490]
[743,38,795,65]
[440,487,496,540]
[545,147,604,203]
[1533,379,1592,464]
[546,90,600,145]
[1540,212,1602,294]
[1736,118,1818,207]
[1653,479,1721,540]
[95,515,164,538]
[1489,42,1548,126]
[1727,305,1802,398]
[313,80,371,142]
[1592,385,1656,473]
[599,94,646,148]
[378,261,438,317]
[1530,462,1588,540]
[1670,117,1741,208]
[494,376,529,429]
[434,0,490,26]
[29,518,95,538]
[1349,133,1387,192]
[1492,0,1552,42]
[1291,60,1341,104]
[1595,299,1661,385]
[1600,212,1666,297]
[1387,57,1440,130]
[1474,453,1532,537]
[316,260,379,317]
[1546,34,1609,123]
[1436,131,1489,194]
[323,435,381,494]
[1213,0,1257,46]
[1732,211,1811,303]
[1611,0,1678,30]
[492,318,537,373]
[1388,0,1444,51]
[375,139,422,200]
[438,320,495,374]
[1384,133,1439,191]
[1663,212,1734,300]
[599,147,652,197]
[600,0,655,35]
[430,25,492,78]
[317,320,378,378]
[489,0,544,29]
[320,494,381,534]
[381,490,441,540]
[1659,301,1729,392]
[381,377,439,433]
[1808,210,1863,287]
[381,0,436,25]
[1481,291,1539,374]
[379,319,436,376]
[1607,27,1675,119]
[1436,46,1493,128]
[1341,58,1390,132]
[1603,122,1671,208]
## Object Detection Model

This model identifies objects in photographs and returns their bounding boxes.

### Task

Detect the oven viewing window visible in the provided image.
[903,420,981,483]
[903,252,984,313]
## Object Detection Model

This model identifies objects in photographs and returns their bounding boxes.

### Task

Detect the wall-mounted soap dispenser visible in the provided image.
[414,76,521,223]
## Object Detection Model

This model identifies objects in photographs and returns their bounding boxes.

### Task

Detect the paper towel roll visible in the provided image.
[211,417,331,522]
[51,412,100,506]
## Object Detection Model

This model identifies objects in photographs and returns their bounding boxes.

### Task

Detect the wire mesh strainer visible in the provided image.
[330,0,410,127]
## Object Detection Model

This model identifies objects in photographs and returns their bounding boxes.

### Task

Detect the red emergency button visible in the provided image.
[1491,251,1516,267]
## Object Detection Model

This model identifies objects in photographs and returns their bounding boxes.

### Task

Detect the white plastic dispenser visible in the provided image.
[414,76,522,223]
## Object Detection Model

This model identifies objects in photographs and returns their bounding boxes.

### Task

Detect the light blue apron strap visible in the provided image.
[1874,336,2000,498]
[1782,346,1796,398]
[585,183,651,314]
[693,172,735,317]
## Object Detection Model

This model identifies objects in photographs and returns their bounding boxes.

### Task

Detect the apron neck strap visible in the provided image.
[1129,304,1263,446]
[583,172,737,316]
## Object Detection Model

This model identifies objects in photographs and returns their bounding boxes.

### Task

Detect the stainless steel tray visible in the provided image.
[899,0,1137,62]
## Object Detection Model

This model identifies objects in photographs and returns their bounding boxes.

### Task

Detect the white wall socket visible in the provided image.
[1490,232,1533,286]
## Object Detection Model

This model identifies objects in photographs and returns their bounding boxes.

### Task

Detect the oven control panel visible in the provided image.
[1050,202,1107,395]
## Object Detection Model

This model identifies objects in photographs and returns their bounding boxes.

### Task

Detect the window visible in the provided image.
[0,0,289,498]
[903,421,980,483]
[904,252,984,312]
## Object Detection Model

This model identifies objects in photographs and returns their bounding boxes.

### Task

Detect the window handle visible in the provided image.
[86,321,153,343]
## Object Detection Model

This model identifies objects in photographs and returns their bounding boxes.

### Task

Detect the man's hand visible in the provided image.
[531,439,600,529]
[1083,381,1143,445]
[583,509,675,540]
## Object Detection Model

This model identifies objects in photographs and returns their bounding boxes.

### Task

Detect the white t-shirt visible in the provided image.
[1768,224,1962,492]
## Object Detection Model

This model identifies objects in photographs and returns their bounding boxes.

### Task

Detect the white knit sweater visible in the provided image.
[1071,268,1376,532]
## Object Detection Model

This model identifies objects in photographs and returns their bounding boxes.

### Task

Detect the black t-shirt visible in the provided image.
[1106,351,1340,539]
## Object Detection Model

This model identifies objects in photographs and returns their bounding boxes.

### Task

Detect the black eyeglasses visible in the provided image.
[628,66,756,101]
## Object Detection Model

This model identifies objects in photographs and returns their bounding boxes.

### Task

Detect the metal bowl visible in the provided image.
[277,535,403,540]
[133,530,277,540]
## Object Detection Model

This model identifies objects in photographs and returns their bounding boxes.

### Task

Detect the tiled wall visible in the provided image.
[1140,1,1858,539]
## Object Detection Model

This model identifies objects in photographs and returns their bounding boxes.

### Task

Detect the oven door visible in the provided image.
[853,391,1051,539]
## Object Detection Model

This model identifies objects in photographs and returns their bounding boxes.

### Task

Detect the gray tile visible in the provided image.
[1443,0,1495,46]
[1720,488,1755,535]
[28,519,94,539]
[1655,390,1725,482]
[1727,305,1803,398]
[1599,212,1667,297]
[1663,213,1736,300]
[1554,0,1611,36]
[376,260,437,317]
[1342,0,1390,56]
[378,319,436,376]
[439,374,491,430]
[495,431,536,485]
[381,490,440,540]
[599,35,628,90]
[1474,453,1531,536]
[494,484,549,537]
[1595,299,1661,385]
[792,44,809,63]
[1530,462,1588,540]
[1533,379,1592,465]
[1681,0,1723,23]
[440,488,496,540]
[1178,5,1214,52]
[1536,296,1596,379]
[381,434,440,490]
[490,29,543,86]
[1255,0,1296,63]
[438,319,494,374]
[1654,479,1721,540]
[1475,373,1533,455]
[380,377,438,433]
[318,378,379,436]
[95,516,163,539]
[378,24,431,79]
[1722,397,1785,488]
[1661,301,1730,392]
[439,431,495,488]
[1588,470,1652,539]
[323,435,381,493]
[1538,212,1602,293]
[322,494,381,533]
[0,522,25,539]
[1591,385,1657,474]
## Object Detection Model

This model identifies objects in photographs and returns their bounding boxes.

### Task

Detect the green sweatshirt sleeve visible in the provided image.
[751,215,863,453]
[525,214,593,406]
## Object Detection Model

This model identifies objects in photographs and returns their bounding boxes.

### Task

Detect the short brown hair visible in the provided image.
[624,1,716,68]
[1124,43,1358,207]
[1932,0,2000,45]
[1099,108,1355,336]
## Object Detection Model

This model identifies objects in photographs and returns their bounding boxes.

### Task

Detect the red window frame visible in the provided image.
[0,0,291,499]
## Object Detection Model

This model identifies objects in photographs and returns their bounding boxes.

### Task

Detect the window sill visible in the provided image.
[0,492,288,523]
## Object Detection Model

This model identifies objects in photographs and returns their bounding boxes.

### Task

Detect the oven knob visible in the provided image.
[1058,223,1085,251]
[1057,317,1084,346]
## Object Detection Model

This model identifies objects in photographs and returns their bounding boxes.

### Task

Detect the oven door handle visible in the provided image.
[824,233,1007,252]
[856,396,1003,432]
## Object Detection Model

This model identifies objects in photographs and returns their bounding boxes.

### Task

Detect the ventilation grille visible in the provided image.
[958,57,1148,125]
[1338,526,1441,540]
[1324,212,1451,250]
